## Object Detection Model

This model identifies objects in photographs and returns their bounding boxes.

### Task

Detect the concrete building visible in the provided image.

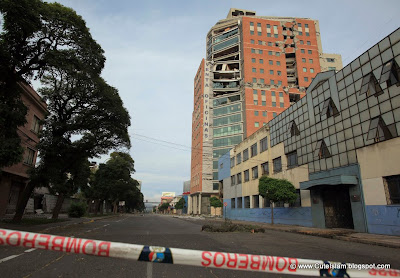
[220,27,400,235]
[0,82,47,218]
[190,8,342,215]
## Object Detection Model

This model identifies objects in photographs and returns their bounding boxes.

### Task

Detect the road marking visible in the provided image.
[103,224,109,227]
[86,230,92,233]
[0,254,23,263]
[24,248,36,253]
[146,262,153,278]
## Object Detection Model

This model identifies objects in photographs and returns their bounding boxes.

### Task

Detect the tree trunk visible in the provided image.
[271,201,274,225]
[94,199,100,215]
[99,200,104,215]
[12,181,36,223]
[52,193,65,219]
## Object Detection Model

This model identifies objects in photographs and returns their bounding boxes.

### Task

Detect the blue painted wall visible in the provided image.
[218,150,231,181]
[366,205,400,236]
[223,198,312,227]
[182,195,189,214]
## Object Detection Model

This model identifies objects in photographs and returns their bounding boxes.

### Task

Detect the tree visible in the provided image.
[158,203,169,212]
[258,176,297,224]
[0,0,105,168]
[175,198,185,210]
[210,196,223,216]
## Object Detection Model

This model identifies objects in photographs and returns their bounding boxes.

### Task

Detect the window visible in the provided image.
[299,32,303,36]
[253,89,258,95]
[261,90,265,96]
[260,136,268,152]
[258,40,263,45]
[276,61,281,66]
[327,58,335,62]
[237,173,242,184]
[230,157,235,168]
[231,175,236,185]
[252,166,259,179]
[263,122,267,126]
[278,81,282,86]
[270,80,275,85]
[279,92,283,97]
[259,50,263,54]
[258,32,262,36]
[288,120,300,136]
[301,49,305,53]
[252,68,256,73]
[253,195,260,208]
[272,102,276,107]
[329,67,336,70]
[31,115,41,134]
[254,111,259,116]
[244,170,249,182]
[262,111,267,117]
[380,59,400,87]
[260,78,264,84]
[24,148,35,166]
[262,101,266,106]
[251,48,255,53]
[305,23,309,28]
[384,175,400,204]
[251,39,255,44]
[276,52,280,57]
[302,58,306,63]
[273,112,277,117]
[267,33,271,37]
[360,73,383,97]
[314,140,331,159]
[303,67,307,72]
[259,59,264,64]
[280,102,284,108]
[304,77,309,82]
[287,151,298,169]
[254,100,258,105]
[255,122,259,127]
[307,41,311,45]
[231,198,236,208]
[251,143,257,157]
[268,42,272,46]
[243,149,249,161]
[308,50,312,54]
[367,116,395,142]
[270,70,274,75]
[237,197,242,208]
[268,51,272,55]
[252,77,257,83]
[244,196,250,208]
[300,40,304,44]
[306,32,309,36]
[267,24,271,28]
[321,98,339,118]
[289,93,300,103]
[277,71,281,76]
[257,22,261,27]
[250,22,254,26]
[310,68,314,73]
[274,34,278,38]
[269,60,273,65]
[261,162,269,175]
[251,58,256,63]
[273,157,282,173]
[309,59,313,64]
[260,69,264,73]
[236,153,242,165]
[298,23,302,27]
[250,31,254,35]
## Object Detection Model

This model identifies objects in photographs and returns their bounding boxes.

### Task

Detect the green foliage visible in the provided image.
[210,197,223,208]
[175,198,185,209]
[158,203,169,211]
[258,176,297,204]
[68,202,87,218]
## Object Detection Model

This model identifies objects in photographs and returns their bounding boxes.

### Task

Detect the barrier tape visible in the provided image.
[0,228,399,277]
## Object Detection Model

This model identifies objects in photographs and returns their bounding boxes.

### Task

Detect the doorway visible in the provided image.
[322,186,354,229]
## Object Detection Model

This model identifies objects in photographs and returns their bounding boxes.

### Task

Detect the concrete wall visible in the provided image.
[224,198,312,226]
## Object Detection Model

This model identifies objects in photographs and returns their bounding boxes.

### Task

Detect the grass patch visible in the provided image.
[2,218,68,226]
[202,220,265,233]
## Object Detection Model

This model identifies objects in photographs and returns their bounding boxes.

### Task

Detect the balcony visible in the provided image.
[213,36,239,53]
[213,80,240,90]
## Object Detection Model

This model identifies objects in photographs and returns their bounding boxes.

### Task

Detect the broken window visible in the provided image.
[314,140,331,159]
[288,121,300,137]
[367,116,396,142]
[359,73,383,97]
[321,98,339,118]
[379,59,400,87]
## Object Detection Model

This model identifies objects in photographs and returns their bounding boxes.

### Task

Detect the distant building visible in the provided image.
[190,8,342,215]
[161,192,175,204]
[0,82,47,218]
[220,28,400,235]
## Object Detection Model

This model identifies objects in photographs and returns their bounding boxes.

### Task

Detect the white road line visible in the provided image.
[146,262,153,278]
[103,224,109,227]
[0,254,23,263]
[24,248,36,253]
[86,230,92,233]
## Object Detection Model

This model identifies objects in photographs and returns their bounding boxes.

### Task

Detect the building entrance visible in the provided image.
[322,186,354,229]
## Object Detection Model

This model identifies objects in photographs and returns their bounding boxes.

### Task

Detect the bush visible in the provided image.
[68,202,87,218]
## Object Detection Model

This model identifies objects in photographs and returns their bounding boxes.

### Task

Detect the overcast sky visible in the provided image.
[45,0,400,202]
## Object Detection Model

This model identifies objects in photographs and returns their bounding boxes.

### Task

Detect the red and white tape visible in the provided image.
[0,228,399,277]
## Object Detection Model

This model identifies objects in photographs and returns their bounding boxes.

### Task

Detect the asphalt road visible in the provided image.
[0,214,399,278]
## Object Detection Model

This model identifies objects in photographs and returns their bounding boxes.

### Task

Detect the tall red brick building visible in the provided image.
[189,8,342,214]
[0,82,47,218]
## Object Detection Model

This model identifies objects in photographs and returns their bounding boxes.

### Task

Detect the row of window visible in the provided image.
[253,90,283,97]
[230,192,302,209]
[252,68,283,75]
[251,78,283,86]
[301,58,314,64]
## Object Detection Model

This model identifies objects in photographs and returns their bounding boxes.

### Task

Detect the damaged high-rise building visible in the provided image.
[189,8,343,215]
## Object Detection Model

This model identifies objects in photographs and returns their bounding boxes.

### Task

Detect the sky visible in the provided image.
[39,0,400,202]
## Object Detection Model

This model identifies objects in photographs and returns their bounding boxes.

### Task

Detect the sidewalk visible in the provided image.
[175,215,400,249]
[0,214,120,233]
